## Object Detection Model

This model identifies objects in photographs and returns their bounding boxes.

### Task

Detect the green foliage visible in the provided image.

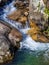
[44,8,49,16]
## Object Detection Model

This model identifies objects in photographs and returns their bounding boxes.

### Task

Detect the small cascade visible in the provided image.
[0,0,49,53]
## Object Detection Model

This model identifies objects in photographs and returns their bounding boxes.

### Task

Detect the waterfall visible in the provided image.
[0,0,49,53]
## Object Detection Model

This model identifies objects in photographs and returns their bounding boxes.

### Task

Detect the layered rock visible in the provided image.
[0,22,22,63]
[0,35,13,63]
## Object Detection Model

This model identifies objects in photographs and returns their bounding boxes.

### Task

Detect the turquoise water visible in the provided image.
[4,48,49,65]
[1,1,49,65]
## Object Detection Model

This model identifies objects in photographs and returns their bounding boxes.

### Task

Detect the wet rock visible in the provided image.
[14,0,29,9]
[28,20,49,43]
[0,22,11,35]
[0,0,8,7]
[8,10,22,21]
[8,29,22,48]
[0,35,13,64]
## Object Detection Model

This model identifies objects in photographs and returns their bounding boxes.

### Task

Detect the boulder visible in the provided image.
[0,35,13,64]
[0,22,11,35]
[8,29,22,48]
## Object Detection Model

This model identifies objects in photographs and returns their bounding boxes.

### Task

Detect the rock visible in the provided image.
[7,0,29,28]
[0,35,13,64]
[8,29,22,48]
[8,10,22,21]
[43,0,49,9]
[30,12,42,21]
[14,0,29,9]
[28,20,49,43]
[0,0,7,3]
[0,0,8,7]
[24,11,29,16]
[0,22,11,35]
[18,16,27,24]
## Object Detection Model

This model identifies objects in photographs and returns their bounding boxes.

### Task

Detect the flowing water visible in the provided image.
[0,0,49,65]
[3,48,49,65]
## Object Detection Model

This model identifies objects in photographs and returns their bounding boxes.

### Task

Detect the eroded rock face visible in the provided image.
[0,35,13,64]
[8,29,22,48]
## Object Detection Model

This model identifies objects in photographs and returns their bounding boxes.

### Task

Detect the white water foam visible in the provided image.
[20,37,49,51]
[20,29,49,51]
[3,0,49,52]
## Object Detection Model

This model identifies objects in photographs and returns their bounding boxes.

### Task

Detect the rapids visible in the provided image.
[0,0,49,65]
[0,0,49,52]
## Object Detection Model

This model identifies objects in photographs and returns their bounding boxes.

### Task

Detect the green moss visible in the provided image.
[44,26,49,36]
[44,8,49,16]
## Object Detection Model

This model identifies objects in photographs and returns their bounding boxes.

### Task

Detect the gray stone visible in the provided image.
[8,29,22,48]
[0,22,11,35]
[0,35,13,64]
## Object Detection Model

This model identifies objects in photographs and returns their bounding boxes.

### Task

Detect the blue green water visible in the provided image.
[4,48,49,65]
[0,0,49,65]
